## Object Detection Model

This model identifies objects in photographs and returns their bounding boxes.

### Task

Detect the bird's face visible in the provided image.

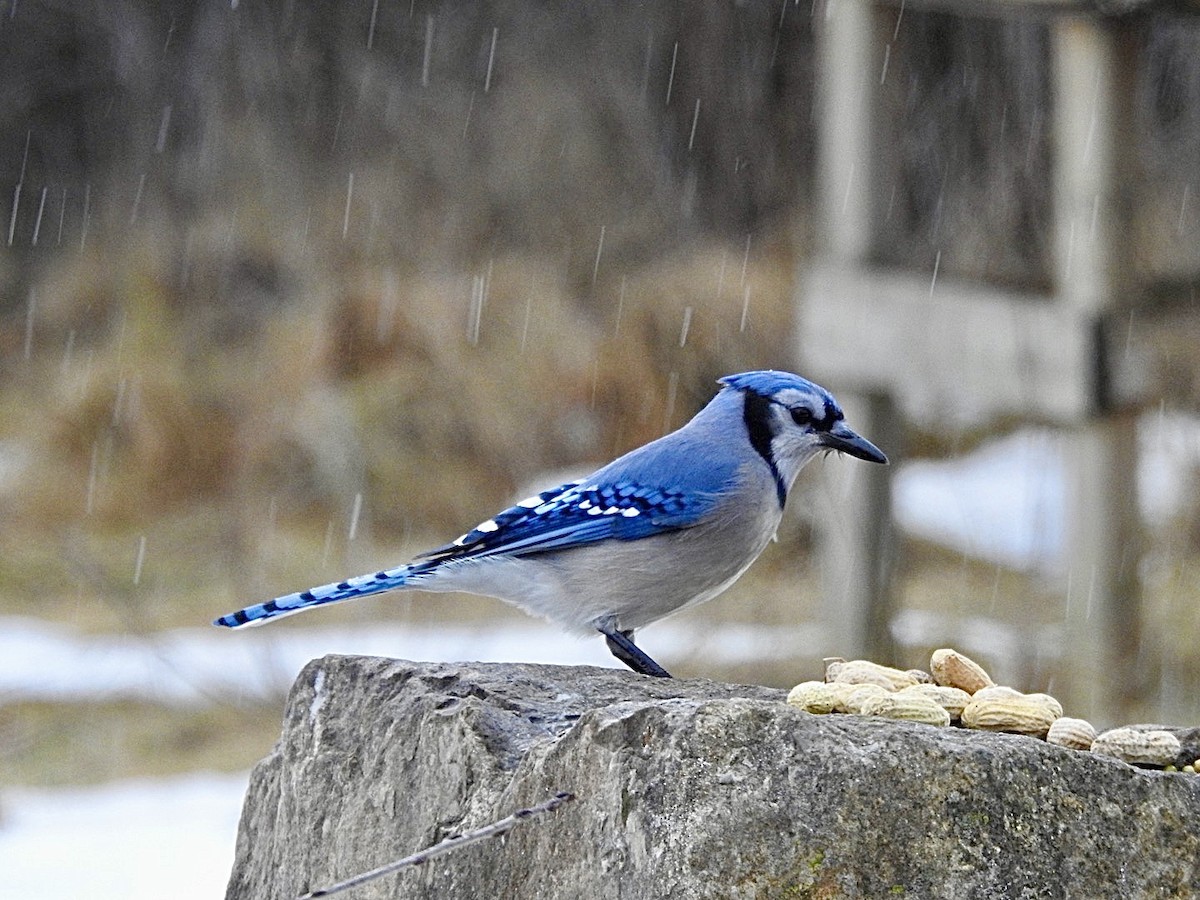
[767,385,887,480]
[720,371,888,496]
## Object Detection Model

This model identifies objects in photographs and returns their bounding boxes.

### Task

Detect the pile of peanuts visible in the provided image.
[787,648,1194,771]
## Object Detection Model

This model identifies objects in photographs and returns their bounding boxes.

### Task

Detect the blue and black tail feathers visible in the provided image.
[213,565,416,628]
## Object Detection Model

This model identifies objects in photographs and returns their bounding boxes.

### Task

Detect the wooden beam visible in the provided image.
[808,0,903,666]
[1053,20,1146,722]
[816,0,882,264]
[800,263,1098,426]
[816,391,901,662]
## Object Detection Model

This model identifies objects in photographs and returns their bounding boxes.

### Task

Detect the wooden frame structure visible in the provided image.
[799,2,1152,720]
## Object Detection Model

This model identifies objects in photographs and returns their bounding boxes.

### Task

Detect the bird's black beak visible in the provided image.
[819,422,888,464]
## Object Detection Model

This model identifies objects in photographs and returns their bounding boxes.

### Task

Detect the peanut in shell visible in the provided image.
[930,648,995,694]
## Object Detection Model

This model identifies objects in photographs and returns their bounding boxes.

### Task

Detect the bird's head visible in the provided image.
[719,370,888,496]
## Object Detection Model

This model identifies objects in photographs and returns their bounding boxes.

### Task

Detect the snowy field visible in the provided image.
[2,415,1198,899]
[1,774,248,900]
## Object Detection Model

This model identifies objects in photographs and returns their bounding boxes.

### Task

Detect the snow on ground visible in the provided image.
[0,773,246,900]
[0,615,613,705]
[895,428,1066,570]
[895,412,1200,571]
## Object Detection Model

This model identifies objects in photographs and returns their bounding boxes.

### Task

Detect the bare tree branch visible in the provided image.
[298,790,576,899]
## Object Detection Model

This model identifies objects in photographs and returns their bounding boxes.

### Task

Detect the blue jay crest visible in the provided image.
[720,370,838,422]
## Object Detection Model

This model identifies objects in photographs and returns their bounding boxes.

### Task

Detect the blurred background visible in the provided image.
[2,1,1200,897]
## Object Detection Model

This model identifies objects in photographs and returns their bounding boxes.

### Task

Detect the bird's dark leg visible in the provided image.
[597,618,672,678]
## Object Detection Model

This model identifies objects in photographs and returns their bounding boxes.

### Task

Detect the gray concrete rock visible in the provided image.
[226,656,1200,899]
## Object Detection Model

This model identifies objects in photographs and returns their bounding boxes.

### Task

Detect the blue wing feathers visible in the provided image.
[414,473,720,567]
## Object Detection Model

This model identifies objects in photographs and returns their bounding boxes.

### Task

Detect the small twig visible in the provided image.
[297,791,576,899]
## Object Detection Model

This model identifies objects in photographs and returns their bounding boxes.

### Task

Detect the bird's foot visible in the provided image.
[597,618,672,678]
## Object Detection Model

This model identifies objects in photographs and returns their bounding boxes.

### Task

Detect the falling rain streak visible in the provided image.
[56,187,67,244]
[7,182,19,246]
[1064,220,1075,279]
[841,162,856,217]
[18,128,30,180]
[112,377,128,427]
[592,225,606,286]
[367,0,379,49]
[23,289,36,359]
[484,27,499,92]
[613,276,626,337]
[133,536,147,586]
[422,15,434,87]
[31,186,47,245]
[463,91,476,138]
[8,130,29,245]
[86,440,100,515]
[665,42,679,106]
[80,183,91,250]
[468,278,484,345]
[348,493,364,542]
[342,173,354,239]
[639,30,653,102]
[156,105,172,153]
[520,294,533,352]
[130,173,146,226]
[467,261,492,346]
[663,371,679,433]
[60,329,75,377]
[679,306,693,347]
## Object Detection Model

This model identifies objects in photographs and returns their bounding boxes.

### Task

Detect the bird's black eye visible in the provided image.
[790,407,813,427]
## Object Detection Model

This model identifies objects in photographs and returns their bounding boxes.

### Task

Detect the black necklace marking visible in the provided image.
[742,392,787,508]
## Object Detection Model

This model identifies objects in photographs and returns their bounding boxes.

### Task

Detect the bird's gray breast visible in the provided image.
[531,461,785,632]
[413,459,783,635]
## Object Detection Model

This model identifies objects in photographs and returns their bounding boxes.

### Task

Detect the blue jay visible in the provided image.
[214,370,887,677]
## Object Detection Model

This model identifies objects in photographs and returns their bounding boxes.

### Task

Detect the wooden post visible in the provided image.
[809,0,899,661]
[816,0,878,266]
[1052,20,1144,722]
[816,391,901,661]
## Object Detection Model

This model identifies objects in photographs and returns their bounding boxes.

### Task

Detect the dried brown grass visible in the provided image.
[1,219,800,626]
